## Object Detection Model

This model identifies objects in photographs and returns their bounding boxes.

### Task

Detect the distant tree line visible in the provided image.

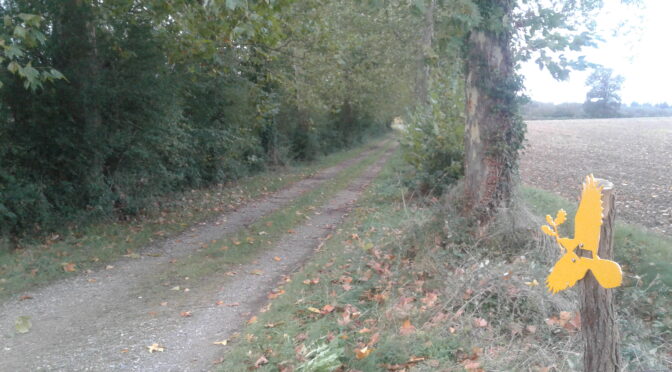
[522,101,672,120]
[523,66,672,120]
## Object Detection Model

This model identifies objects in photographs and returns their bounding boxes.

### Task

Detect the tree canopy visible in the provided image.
[584,66,625,118]
[0,0,612,239]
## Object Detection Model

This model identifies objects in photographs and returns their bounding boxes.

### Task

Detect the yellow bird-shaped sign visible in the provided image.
[542,175,623,294]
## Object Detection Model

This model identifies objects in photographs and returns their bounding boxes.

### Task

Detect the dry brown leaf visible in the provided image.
[250,269,263,275]
[321,304,335,314]
[273,256,282,261]
[420,292,439,307]
[213,340,228,346]
[307,307,321,314]
[367,332,380,346]
[399,319,416,335]
[354,346,373,360]
[180,311,192,317]
[268,289,285,299]
[254,355,268,368]
[62,263,77,272]
[473,318,488,328]
[247,316,258,324]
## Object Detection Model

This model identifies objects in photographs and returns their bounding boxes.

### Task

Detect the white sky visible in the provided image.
[520,0,672,105]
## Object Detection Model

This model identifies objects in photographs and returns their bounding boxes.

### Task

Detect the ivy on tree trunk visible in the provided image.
[462,0,525,229]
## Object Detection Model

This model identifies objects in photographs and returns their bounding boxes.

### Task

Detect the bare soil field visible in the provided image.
[520,117,672,236]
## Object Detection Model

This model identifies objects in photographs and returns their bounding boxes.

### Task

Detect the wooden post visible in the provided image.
[580,179,621,371]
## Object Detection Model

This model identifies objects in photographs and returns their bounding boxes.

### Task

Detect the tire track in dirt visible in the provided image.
[0,142,396,372]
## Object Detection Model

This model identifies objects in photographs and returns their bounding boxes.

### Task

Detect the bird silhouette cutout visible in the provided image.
[541,175,623,294]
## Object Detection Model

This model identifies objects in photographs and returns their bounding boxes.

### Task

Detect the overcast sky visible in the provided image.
[520,0,671,105]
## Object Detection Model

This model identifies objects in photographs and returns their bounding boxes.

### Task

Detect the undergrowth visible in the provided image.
[218,156,670,371]
[0,139,385,299]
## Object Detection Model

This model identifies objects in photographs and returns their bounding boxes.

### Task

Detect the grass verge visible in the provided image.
[216,166,670,371]
[156,142,394,284]
[0,138,387,299]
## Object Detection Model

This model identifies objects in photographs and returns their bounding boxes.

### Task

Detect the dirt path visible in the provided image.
[0,142,396,371]
[520,117,672,236]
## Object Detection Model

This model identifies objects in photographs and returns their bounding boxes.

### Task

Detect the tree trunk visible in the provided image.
[580,180,621,371]
[462,0,523,229]
[415,0,435,105]
[54,1,105,207]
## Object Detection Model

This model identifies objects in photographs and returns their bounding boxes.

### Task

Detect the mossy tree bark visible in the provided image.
[463,0,523,229]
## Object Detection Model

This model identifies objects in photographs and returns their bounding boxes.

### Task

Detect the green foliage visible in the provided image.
[583,66,625,118]
[0,0,414,241]
[401,89,464,194]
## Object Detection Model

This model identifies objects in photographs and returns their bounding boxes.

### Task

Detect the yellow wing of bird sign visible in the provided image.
[541,175,623,294]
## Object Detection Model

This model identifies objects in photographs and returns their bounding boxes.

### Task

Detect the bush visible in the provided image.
[401,100,464,195]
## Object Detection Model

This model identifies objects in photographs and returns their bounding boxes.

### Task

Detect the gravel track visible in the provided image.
[0,142,396,371]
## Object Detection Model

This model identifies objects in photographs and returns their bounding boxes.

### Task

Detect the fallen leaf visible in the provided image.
[213,340,228,346]
[180,311,192,317]
[248,316,258,324]
[268,289,285,299]
[160,302,168,306]
[421,292,439,307]
[321,304,335,314]
[400,319,416,335]
[525,279,540,287]
[120,348,129,353]
[254,355,268,368]
[355,346,373,359]
[307,307,321,314]
[462,359,482,371]
[62,263,77,272]
[18,295,33,301]
[473,318,488,328]
[273,256,282,261]
[147,343,165,353]
[250,269,264,275]
[368,332,380,346]
[15,316,31,334]
[526,325,537,334]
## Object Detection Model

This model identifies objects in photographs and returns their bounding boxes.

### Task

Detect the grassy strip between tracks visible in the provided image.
[155,142,394,284]
[0,138,388,299]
